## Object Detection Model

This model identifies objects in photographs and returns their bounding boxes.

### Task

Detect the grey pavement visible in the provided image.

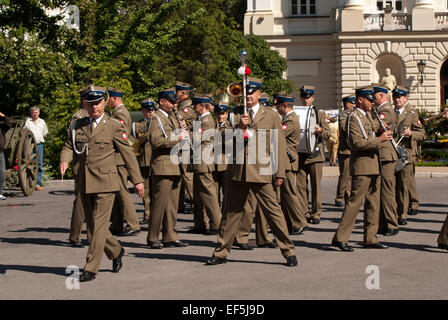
[0,172,447,300]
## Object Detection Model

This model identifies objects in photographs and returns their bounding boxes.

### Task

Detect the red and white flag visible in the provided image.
[237,65,252,76]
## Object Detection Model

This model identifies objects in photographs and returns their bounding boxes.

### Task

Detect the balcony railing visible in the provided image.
[364,13,411,31]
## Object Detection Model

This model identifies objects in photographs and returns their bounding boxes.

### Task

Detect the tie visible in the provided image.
[248,108,254,121]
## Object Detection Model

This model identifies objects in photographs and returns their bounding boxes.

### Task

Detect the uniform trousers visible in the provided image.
[69,178,85,243]
[212,170,227,206]
[281,170,308,230]
[194,172,222,230]
[140,166,152,220]
[335,154,351,204]
[333,174,381,245]
[82,192,122,274]
[437,214,448,246]
[147,175,181,243]
[178,171,194,212]
[297,158,323,220]
[193,173,209,230]
[378,161,399,230]
[396,162,417,220]
[213,179,296,259]
[325,141,338,165]
[235,189,272,246]
[408,163,419,211]
[110,165,140,232]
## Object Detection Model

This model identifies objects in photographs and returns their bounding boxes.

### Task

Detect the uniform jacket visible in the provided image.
[300,107,331,164]
[112,104,132,166]
[215,119,231,172]
[192,113,216,173]
[177,99,196,131]
[227,105,287,183]
[149,109,182,176]
[347,108,381,176]
[67,108,89,177]
[0,114,12,152]
[281,111,300,172]
[338,114,351,156]
[375,101,398,162]
[60,114,143,194]
[133,118,152,167]
[395,104,426,163]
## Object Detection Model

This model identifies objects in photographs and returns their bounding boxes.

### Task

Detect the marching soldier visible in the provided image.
[206,77,297,266]
[146,88,189,249]
[332,86,392,252]
[60,85,144,282]
[296,86,330,224]
[133,98,156,225]
[67,86,90,248]
[334,96,355,207]
[373,84,400,236]
[191,94,222,235]
[176,81,195,213]
[392,86,426,225]
[274,93,308,235]
[107,87,141,236]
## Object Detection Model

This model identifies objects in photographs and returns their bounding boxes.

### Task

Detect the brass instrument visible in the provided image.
[227,81,243,98]
[330,107,356,121]
[130,118,152,156]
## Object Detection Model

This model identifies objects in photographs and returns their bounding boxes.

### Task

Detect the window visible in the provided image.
[292,0,316,16]
[377,0,403,11]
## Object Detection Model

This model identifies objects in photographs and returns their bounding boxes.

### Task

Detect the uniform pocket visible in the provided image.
[98,166,118,173]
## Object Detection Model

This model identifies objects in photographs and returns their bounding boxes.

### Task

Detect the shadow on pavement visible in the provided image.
[9,227,70,234]
[0,264,67,277]
[352,240,446,253]
[48,190,74,196]
[0,237,69,247]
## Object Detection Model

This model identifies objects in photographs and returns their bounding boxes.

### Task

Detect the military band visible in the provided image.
[59,74,447,282]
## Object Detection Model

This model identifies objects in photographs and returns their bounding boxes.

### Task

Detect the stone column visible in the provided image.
[340,0,364,32]
[412,0,435,31]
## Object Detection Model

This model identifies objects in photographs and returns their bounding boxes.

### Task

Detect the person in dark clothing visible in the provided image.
[0,112,12,200]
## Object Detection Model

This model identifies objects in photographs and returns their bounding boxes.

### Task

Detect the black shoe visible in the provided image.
[186,228,207,234]
[118,225,140,237]
[306,217,311,223]
[334,201,344,207]
[408,208,418,216]
[112,248,125,273]
[139,218,148,225]
[163,240,189,248]
[438,243,448,250]
[237,243,253,250]
[205,256,227,265]
[79,271,96,282]
[204,229,218,235]
[290,227,307,235]
[257,242,278,248]
[383,228,399,236]
[310,218,320,225]
[147,241,163,249]
[331,240,354,252]
[69,240,84,248]
[398,218,407,225]
[363,242,388,249]
[285,255,298,267]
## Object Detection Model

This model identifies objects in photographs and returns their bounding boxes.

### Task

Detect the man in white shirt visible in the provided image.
[23,106,49,190]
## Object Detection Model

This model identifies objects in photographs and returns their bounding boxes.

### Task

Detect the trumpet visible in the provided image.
[227,81,242,97]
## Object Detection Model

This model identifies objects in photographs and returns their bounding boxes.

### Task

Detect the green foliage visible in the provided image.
[417,106,448,141]
[1,0,294,178]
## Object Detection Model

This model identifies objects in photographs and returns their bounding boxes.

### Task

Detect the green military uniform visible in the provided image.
[209,78,296,265]
[60,91,143,275]
[395,102,426,222]
[279,107,308,232]
[68,106,89,246]
[191,105,222,232]
[374,95,400,232]
[296,108,330,223]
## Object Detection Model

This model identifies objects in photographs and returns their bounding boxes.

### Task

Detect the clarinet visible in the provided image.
[286,150,296,163]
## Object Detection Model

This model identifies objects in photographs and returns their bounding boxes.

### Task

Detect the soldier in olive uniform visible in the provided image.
[373,84,400,236]
[176,82,195,213]
[392,86,426,225]
[296,86,331,224]
[132,98,156,225]
[334,96,355,207]
[275,93,308,235]
[206,77,297,267]
[190,94,222,235]
[67,86,90,248]
[107,87,141,236]
[60,85,144,282]
[146,88,189,249]
[332,86,392,252]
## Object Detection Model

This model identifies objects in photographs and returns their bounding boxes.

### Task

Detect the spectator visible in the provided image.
[325,115,339,166]
[0,112,12,200]
[23,106,49,190]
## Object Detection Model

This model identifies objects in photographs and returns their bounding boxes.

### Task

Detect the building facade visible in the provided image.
[245,0,448,112]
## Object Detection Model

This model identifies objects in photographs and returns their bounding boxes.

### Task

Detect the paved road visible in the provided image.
[0,176,447,300]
